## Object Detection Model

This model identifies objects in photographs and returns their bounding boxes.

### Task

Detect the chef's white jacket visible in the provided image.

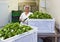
[19,12,33,25]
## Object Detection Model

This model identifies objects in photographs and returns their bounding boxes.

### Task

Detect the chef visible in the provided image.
[19,5,33,25]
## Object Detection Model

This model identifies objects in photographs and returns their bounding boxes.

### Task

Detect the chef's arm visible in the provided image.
[19,13,23,22]
[24,18,28,21]
[19,17,23,22]
[19,17,28,22]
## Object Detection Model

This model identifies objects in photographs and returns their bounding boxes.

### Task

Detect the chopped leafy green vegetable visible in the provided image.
[29,11,52,19]
[0,23,32,39]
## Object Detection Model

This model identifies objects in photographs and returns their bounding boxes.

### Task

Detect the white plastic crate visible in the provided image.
[28,19,55,33]
[0,26,37,42]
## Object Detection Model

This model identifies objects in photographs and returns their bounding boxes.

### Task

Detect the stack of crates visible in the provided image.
[12,10,22,23]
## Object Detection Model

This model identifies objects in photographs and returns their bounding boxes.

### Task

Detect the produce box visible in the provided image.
[28,19,55,33]
[12,10,22,16]
[12,16,19,23]
[12,10,22,23]
[0,23,37,42]
[28,11,55,33]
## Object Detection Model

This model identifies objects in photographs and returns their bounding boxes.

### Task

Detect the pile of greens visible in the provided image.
[0,23,32,40]
[29,11,52,19]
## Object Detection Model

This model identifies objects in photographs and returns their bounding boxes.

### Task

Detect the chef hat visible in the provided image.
[24,5,31,11]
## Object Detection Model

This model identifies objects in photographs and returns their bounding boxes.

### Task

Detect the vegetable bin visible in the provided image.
[28,19,55,33]
[0,26,37,42]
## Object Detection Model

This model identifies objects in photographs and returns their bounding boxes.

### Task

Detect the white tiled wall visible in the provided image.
[0,0,18,27]
[8,0,18,11]
[46,0,60,29]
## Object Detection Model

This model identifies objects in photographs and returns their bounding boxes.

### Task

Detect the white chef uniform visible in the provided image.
[19,12,33,25]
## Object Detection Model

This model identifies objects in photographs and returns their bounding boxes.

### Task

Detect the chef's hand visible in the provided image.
[19,18,25,22]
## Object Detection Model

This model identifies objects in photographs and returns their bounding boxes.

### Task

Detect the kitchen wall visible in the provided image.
[46,0,60,29]
[8,0,18,11]
[0,0,18,11]
[39,0,46,12]
[18,0,36,2]
[0,0,18,25]
[18,0,39,12]
[8,0,18,22]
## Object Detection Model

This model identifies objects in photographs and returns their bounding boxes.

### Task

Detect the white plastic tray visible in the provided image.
[0,26,37,42]
[28,18,55,33]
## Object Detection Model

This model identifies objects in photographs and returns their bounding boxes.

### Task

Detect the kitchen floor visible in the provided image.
[38,37,55,42]
[38,28,60,42]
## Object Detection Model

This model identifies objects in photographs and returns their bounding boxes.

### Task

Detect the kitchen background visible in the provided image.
[0,0,60,42]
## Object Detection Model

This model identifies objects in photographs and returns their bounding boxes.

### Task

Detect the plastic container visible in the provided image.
[12,16,19,23]
[12,10,22,17]
[0,26,37,42]
[12,10,22,23]
[28,19,55,33]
